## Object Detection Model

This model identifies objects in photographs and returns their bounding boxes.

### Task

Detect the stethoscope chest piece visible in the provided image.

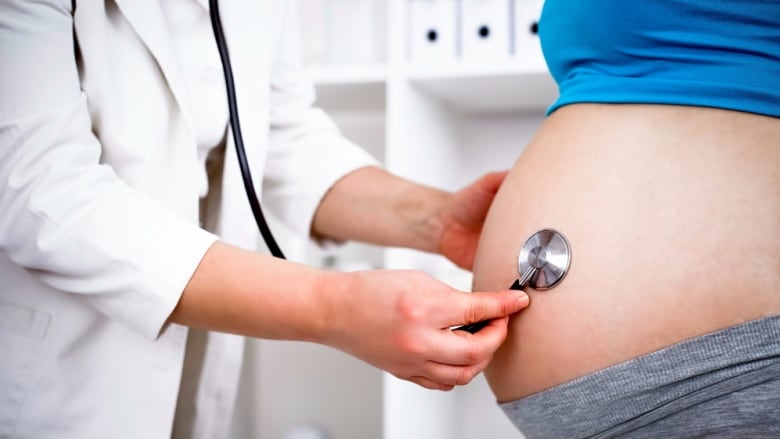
[455,229,571,334]
[518,228,571,290]
[455,228,572,333]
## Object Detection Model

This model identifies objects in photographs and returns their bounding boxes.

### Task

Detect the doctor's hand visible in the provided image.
[436,171,508,270]
[319,269,529,390]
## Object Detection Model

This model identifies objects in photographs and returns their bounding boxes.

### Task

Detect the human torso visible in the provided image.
[475,0,780,402]
[475,103,780,401]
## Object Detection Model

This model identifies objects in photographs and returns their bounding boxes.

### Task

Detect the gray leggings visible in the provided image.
[499,314,780,438]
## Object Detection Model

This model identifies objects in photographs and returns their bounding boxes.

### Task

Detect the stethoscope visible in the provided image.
[456,229,572,333]
[209,2,573,329]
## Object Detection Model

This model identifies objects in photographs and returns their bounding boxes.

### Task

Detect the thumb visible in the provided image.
[448,290,529,327]
[479,170,509,194]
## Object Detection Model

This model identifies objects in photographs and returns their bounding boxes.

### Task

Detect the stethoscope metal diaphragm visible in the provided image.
[518,228,571,290]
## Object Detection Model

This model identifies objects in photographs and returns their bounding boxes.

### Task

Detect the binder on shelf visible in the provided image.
[460,0,512,61]
[409,0,458,63]
[513,0,546,68]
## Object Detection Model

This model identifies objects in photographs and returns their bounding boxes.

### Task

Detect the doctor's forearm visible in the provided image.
[169,241,336,341]
[311,167,447,253]
[168,241,530,389]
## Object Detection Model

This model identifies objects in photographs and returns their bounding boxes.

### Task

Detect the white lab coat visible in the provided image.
[0,1,376,438]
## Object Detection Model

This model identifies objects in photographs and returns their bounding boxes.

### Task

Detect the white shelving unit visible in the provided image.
[232,1,557,438]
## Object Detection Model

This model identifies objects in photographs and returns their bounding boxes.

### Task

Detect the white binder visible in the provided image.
[409,0,458,63]
[460,0,512,61]
[513,0,546,68]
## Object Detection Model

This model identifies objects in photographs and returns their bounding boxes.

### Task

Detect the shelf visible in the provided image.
[309,64,388,85]
[308,62,556,114]
[405,62,557,115]
[309,64,387,112]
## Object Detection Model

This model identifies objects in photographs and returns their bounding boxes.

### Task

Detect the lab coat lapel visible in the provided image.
[112,0,195,133]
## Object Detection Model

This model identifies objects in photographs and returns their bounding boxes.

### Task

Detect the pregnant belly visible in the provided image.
[473,104,780,402]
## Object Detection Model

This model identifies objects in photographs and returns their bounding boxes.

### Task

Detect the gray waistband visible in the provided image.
[499,314,780,439]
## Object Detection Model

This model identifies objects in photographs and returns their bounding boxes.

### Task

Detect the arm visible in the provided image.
[312,167,508,270]
[172,150,519,389]
[172,241,528,390]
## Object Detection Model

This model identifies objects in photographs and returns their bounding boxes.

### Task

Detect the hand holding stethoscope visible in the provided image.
[457,229,572,333]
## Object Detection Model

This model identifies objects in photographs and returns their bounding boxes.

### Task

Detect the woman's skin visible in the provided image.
[473,104,780,402]
[171,167,530,391]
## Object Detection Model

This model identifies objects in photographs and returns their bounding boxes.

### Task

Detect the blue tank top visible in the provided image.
[539,0,780,117]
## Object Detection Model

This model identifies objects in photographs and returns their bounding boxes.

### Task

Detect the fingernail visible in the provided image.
[513,291,529,305]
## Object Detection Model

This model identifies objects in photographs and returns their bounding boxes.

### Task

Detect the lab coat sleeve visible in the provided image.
[0,1,217,339]
[262,1,380,242]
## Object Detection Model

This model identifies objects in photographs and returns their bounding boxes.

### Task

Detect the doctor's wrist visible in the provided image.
[404,188,450,255]
[304,270,354,345]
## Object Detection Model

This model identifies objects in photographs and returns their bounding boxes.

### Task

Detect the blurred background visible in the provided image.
[230,1,554,438]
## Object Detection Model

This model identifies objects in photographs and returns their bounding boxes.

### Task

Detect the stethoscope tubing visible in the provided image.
[209,0,286,259]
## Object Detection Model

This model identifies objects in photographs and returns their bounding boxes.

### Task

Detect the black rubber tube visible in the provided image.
[209,0,286,259]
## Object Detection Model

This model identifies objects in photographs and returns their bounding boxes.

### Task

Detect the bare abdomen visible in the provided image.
[473,104,780,402]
